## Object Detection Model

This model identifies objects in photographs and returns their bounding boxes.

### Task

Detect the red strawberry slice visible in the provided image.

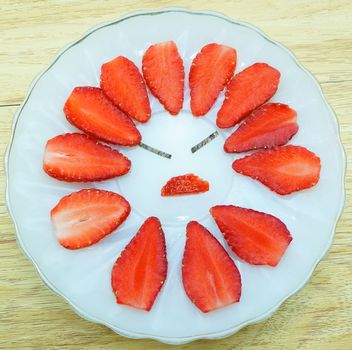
[43,133,131,182]
[64,87,141,146]
[111,217,167,311]
[161,174,209,196]
[224,103,298,153]
[217,63,281,128]
[190,43,237,116]
[100,56,151,123]
[182,221,241,313]
[51,189,131,249]
[210,205,292,267]
[142,41,184,115]
[233,145,321,195]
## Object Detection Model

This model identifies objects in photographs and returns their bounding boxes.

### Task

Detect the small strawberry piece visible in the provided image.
[161,174,209,196]
[111,217,167,311]
[217,63,281,128]
[142,41,184,115]
[100,56,151,123]
[210,206,292,267]
[224,103,298,153]
[182,221,241,313]
[43,133,131,182]
[51,189,131,249]
[64,87,141,146]
[190,43,237,116]
[233,145,321,195]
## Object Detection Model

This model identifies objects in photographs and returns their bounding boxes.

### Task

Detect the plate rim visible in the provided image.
[4,7,346,345]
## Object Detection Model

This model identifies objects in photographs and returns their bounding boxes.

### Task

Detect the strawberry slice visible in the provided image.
[217,63,281,128]
[189,43,237,116]
[43,133,131,182]
[51,189,131,249]
[224,103,298,153]
[64,87,141,146]
[210,205,292,266]
[100,56,151,123]
[142,41,184,115]
[161,174,209,196]
[111,217,167,311]
[182,221,241,313]
[233,145,321,195]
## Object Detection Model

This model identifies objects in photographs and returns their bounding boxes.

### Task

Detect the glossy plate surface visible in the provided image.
[5,8,345,344]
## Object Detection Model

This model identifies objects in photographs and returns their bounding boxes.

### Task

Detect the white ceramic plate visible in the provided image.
[5,8,345,345]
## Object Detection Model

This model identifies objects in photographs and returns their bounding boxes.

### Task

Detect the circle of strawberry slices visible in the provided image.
[43,41,321,313]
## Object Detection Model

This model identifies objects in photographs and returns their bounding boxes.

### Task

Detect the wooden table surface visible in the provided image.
[1,1,351,349]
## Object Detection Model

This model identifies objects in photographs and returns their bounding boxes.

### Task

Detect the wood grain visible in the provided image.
[0,1,351,349]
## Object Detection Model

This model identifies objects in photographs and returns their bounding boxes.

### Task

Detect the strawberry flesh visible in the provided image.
[43,133,131,182]
[161,174,209,196]
[224,103,298,153]
[64,87,141,146]
[142,41,184,115]
[190,43,237,116]
[210,205,292,267]
[51,189,131,249]
[182,221,241,313]
[101,56,151,123]
[217,63,280,128]
[111,217,167,311]
[233,145,321,195]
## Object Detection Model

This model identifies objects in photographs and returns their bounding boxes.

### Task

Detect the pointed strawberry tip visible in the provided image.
[146,216,161,225]
[169,109,181,116]
[137,113,151,123]
[190,103,206,117]
[223,142,231,153]
[129,126,142,143]
[186,221,199,233]
[209,205,221,216]
[232,159,239,171]
[216,117,231,129]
